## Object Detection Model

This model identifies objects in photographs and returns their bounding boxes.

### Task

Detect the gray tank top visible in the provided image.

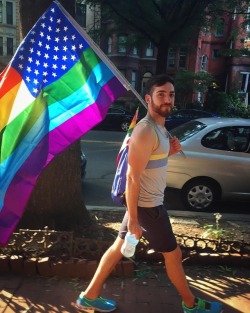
[137,118,170,207]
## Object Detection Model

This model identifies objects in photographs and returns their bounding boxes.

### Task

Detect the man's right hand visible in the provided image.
[127,218,143,240]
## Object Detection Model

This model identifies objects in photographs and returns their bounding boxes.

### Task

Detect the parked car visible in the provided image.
[167,118,250,211]
[95,107,134,132]
[165,109,219,130]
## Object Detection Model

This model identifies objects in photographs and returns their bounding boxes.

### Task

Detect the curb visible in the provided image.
[1,253,249,279]
[0,255,135,278]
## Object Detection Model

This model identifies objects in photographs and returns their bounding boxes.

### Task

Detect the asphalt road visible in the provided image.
[81,130,250,215]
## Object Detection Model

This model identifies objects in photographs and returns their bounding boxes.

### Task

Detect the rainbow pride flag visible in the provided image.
[0,1,127,246]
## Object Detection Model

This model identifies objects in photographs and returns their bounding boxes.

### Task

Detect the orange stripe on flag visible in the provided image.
[0,66,22,98]
[0,82,22,131]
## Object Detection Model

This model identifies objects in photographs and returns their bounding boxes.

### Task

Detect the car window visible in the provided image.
[201,126,250,152]
[170,120,207,141]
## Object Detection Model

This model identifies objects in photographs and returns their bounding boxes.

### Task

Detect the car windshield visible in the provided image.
[169,120,207,141]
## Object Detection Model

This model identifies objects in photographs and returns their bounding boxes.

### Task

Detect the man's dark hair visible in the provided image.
[145,74,174,95]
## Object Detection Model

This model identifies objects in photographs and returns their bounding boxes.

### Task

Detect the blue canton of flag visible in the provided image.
[11,2,89,97]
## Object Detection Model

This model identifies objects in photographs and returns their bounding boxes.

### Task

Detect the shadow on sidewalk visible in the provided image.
[0,264,249,313]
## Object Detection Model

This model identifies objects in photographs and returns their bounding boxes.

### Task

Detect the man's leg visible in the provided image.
[162,246,195,308]
[84,236,124,299]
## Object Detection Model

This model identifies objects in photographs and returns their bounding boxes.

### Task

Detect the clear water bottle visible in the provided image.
[121,232,139,258]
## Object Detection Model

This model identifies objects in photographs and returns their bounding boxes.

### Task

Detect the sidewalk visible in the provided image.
[0,263,249,313]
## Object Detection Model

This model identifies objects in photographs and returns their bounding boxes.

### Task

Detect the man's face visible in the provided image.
[146,82,175,118]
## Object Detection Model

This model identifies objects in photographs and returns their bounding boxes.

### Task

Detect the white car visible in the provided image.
[167,118,250,211]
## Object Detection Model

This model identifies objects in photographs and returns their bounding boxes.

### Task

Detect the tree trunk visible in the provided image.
[18,0,92,232]
[19,141,92,233]
[19,0,76,35]
[155,39,170,74]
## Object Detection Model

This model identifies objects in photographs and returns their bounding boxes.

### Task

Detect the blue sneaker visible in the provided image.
[182,297,223,313]
[75,292,117,312]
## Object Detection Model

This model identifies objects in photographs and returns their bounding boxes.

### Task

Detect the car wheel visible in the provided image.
[182,178,220,211]
[121,121,130,132]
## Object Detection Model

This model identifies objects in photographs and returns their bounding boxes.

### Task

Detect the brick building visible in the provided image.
[0,0,19,72]
[100,10,250,107]
[1,2,250,106]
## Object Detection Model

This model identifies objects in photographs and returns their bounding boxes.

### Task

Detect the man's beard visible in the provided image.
[151,100,173,118]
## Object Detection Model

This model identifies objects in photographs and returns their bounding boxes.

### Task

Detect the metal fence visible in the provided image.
[1,227,249,261]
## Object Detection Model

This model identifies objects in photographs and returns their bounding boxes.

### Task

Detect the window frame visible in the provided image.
[6,37,13,55]
[201,55,208,71]
[145,41,154,57]
[179,47,187,68]
[6,1,13,25]
[0,1,3,24]
[117,35,127,54]
[167,47,176,68]
[215,18,225,37]
[0,36,3,55]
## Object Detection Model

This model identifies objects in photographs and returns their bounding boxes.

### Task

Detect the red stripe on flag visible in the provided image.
[0,66,22,98]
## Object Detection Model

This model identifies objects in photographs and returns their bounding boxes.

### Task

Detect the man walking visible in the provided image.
[76,74,223,313]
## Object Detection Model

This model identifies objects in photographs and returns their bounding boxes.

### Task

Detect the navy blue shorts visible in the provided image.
[118,205,177,253]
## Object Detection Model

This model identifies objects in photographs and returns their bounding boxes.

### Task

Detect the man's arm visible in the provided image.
[168,136,182,156]
[125,123,156,240]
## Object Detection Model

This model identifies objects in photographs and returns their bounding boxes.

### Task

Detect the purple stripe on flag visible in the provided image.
[0,77,126,246]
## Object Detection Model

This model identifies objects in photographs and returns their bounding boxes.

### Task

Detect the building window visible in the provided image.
[201,55,208,71]
[179,47,186,68]
[131,71,137,88]
[212,49,220,58]
[108,37,112,54]
[215,18,224,37]
[0,1,3,24]
[6,1,13,25]
[132,46,138,56]
[118,35,127,53]
[167,48,175,68]
[203,26,209,36]
[7,37,13,55]
[240,73,250,93]
[145,42,153,57]
[0,36,3,55]
[75,1,86,28]
[240,72,250,106]
[197,91,203,103]
[247,7,250,33]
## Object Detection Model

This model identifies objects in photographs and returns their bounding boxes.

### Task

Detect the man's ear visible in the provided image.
[145,94,150,104]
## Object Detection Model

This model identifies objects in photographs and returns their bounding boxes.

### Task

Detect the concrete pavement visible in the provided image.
[86,206,250,222]
[0,263,249,313]
[1,207,249,312]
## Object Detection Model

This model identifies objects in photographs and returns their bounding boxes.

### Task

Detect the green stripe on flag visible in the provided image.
[44,47,101,105]
[0,47,102,162]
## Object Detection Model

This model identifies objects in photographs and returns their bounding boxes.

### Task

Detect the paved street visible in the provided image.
[1,264,250,313]
[81,130,250,214]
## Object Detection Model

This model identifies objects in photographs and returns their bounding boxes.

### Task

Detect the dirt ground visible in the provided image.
[85,210,250,244]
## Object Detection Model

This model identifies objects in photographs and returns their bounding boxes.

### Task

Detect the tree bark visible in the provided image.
[19,141,92,233]
[155,39,170,74]
[18,0,92,232]
[19,0,76,35]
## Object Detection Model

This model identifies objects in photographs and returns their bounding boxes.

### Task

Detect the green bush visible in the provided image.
[204,91,250,118]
